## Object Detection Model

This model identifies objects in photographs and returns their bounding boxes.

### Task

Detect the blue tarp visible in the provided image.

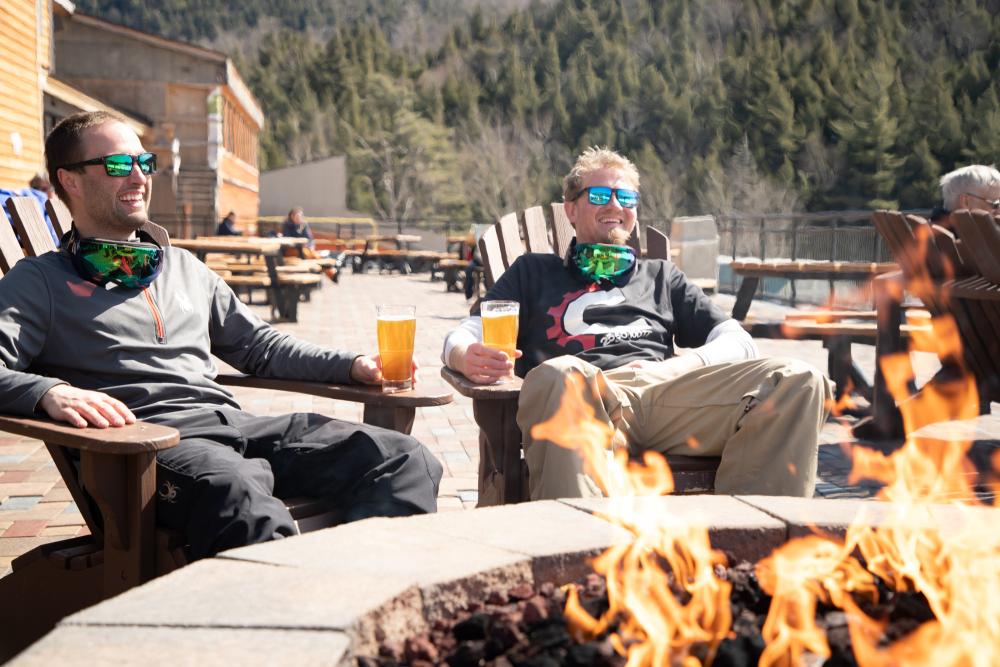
[1,188,60,246]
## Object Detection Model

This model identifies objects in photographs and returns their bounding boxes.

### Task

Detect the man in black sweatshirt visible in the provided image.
[444,147,832,499]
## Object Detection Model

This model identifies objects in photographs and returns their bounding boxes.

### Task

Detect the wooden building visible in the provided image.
[1,0,58,190]
[52,12,263,236]
[1,1,152,201]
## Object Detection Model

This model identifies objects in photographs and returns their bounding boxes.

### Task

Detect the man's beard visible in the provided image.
[88,199,148,236]
[608,227,631,245]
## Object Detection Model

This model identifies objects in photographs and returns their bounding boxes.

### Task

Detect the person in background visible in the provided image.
[215,210,241,236]
[281,207,315,249]
[0,175,59,245]
[933,165,1000,232]
[29,174,53,199]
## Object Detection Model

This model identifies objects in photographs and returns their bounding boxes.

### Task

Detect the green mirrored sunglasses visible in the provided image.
[61,152,157,177]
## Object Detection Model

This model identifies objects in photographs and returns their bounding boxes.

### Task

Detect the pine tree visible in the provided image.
[829,59,902,209]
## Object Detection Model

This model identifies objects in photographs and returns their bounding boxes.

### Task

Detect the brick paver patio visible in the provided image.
[2,268,996,576]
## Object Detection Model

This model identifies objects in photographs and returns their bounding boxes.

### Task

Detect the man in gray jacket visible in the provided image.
[0,111,442,560]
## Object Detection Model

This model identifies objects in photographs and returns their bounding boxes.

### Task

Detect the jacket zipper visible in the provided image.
[141,287,166,343]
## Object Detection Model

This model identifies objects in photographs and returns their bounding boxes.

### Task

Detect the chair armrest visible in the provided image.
[0,415,179,454]
[216,373,452,408]
[440,366,522,400]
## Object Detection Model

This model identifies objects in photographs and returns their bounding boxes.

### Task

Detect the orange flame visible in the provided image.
[533,374,731,664]
[758,219,1000,666]
[534,219,1000,665]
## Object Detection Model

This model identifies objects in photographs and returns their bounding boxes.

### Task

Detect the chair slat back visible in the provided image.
[872,210,915,264]
[876,209,1000,397]
[1,198,105,540]
[478,223,506,289]
[5,196,57,256]
[950,209,1000,284]
[550,203,575,258]
[522,206,552,253]
[497,212,524,269]
[46,197,73,238]
[930,224,970,279]
[645,227,670,260]
[873,211,948,313]
[0,209,25,275]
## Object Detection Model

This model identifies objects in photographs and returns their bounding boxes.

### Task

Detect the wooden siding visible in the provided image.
[0,1,46,189]
[221,91,259,167]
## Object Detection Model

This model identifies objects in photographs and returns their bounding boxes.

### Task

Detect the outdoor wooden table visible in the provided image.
[730,259,899,321]
[172,238,307,320]
[357,235,424,274]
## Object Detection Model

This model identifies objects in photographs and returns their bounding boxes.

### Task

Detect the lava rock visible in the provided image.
[453,612,490,641]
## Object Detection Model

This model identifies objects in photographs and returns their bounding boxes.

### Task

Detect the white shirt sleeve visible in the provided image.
[442,315,483,369]
[690,319,758,366]
[444,316,756,369]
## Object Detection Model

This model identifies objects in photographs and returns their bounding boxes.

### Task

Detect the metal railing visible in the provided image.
[710,210,928,308]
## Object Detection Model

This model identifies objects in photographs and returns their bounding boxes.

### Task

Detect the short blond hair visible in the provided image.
[562,147,640,202]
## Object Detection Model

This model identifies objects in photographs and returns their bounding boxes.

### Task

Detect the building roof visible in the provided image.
[70,13,228,63]
[67,13,264,129]
[44,77,153,136]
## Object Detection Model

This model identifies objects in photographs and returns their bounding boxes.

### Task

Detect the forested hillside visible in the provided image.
[76,0,1000,223]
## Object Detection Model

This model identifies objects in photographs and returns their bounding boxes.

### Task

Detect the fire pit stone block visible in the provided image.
[560,495,787,563]
[11,625,351,666]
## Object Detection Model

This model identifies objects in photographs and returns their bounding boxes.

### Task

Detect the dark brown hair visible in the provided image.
[45,111,125,202]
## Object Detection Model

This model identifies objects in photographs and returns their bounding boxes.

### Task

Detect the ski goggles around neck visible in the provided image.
[72,236,163,288]
[60,152,157,177]
[572,242,636,281]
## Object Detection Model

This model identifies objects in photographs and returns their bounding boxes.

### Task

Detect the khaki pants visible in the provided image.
[517,356,833,499]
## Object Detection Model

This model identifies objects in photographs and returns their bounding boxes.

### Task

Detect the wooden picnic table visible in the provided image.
[172,238,312,321]
[730,259,898,321]
[355,234,428,274]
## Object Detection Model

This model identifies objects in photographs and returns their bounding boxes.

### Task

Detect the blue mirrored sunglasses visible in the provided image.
[573,186,640,209]
[60,152,157,177]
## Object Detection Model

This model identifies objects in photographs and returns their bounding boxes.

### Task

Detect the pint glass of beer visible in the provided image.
[481,300,519,381]
[376,305,416,393]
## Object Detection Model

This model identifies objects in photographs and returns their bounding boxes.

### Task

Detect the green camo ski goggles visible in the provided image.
[572,243,636,281]
[61,152,157,177]
[72,237,163,288]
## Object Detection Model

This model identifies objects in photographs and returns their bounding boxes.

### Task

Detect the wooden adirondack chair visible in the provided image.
[947,210,1000,403]
[0,196,452,660]
[441,204,720,506]
[861,209,998,439]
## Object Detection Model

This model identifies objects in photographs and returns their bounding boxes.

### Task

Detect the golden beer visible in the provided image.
[481,301,519,385]
[482,312,518,359]
[376,305,416,392]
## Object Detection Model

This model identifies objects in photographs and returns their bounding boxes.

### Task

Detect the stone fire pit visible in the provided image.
[10,496,991,666]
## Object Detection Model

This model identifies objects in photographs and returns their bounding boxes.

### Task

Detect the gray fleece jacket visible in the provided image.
[0,242,358,420]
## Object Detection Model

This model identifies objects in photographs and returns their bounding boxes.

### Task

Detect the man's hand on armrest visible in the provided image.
[38,384,136,429]
[350,354,420,387]
[449,342,521,384]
